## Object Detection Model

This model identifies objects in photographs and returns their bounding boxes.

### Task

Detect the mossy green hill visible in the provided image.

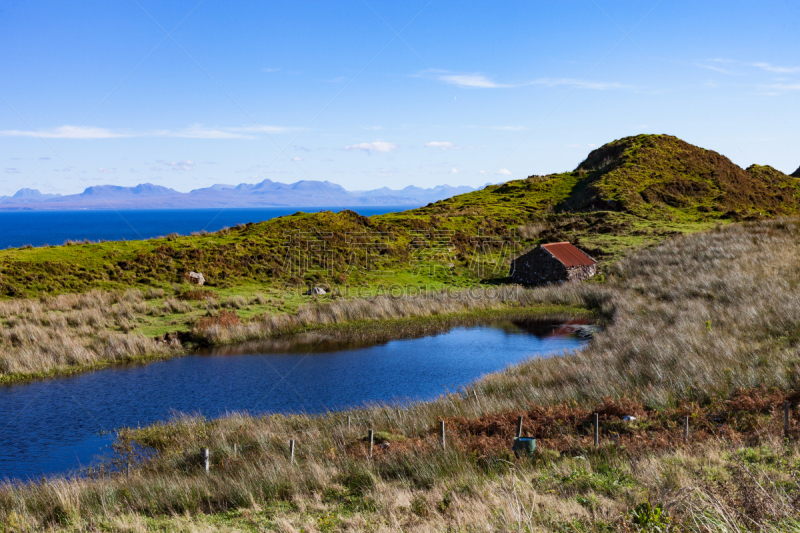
[0,134,796,298]
[563,134,800,219]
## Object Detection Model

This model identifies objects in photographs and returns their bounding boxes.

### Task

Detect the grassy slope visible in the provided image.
[5,134,789,299]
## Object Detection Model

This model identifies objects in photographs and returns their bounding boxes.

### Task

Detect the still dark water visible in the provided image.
[0,206,409,249]
[0,320,586,481]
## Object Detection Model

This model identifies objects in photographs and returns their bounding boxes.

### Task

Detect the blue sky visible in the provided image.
[0,0,798,195]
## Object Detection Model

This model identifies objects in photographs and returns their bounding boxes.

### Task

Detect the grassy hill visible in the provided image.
[560,134,800,219]
[0,134,796,299]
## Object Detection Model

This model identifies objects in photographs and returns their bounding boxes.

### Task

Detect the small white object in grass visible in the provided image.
[623,415,636,422]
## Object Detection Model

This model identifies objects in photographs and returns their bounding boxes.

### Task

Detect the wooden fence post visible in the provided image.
[368,429,374,458]
[683,416,689,443]
[347,415,351,432]
[289,439,295,464]
[785,401,790,438]
[516,415,524,439]
[203,447,210,472]
[440,420,446,449]
[594,413,599,447]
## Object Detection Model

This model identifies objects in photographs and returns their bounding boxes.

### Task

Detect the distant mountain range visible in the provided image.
[0,180,480,210]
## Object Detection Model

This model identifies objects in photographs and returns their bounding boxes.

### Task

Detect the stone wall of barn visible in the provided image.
[565,263,597,282]
[509,247,568,285]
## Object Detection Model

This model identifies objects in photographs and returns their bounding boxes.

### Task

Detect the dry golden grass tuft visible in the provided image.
[0,289,181,376]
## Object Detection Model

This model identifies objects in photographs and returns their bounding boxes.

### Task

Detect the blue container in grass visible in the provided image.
[512,437,536,459]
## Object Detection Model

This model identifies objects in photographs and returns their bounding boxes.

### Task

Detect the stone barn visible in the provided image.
[510,242,597,285]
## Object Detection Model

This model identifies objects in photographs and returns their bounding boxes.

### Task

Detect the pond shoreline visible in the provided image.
[0,303,594,387]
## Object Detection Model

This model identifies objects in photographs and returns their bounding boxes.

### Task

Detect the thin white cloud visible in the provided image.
[694,63,734,75]
[97,167,116,173]
[449,168,458,174]
[157,160,194,171]
[291,156,303,161]
[159,126,249,139]
[159,124,297,139]
[703,58,800,75]
[425,69,625,90]
[4,167,20,173]
[439,73,509,88]
[496,169,512,175]
[39,156,51,160]
[751,62,800,73]
[425,141,459,150]
[529,78,626,90]
[0,124,299,140]
[362,126,384,130]
[343,141,397,153]
[490,126,525,131]
[0,125,129,139]
[263,68,281,72]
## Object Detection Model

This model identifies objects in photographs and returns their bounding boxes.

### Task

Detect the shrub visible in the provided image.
[195,310,241,332]
[179,289,218,301]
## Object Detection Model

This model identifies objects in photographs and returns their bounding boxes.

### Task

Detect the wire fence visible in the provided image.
[92,397,799,479]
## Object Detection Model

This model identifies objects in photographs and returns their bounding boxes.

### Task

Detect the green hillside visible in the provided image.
[562,134,800,219]
[0,134,795,298]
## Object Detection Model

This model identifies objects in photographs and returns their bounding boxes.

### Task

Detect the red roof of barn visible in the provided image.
[541,242,596,268]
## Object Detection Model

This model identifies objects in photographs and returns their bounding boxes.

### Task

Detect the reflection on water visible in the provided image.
[0,319,588,481]
[197,318,590,356]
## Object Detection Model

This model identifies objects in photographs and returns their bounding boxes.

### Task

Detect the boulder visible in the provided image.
[188,272,205,286]
[305,286,326,295]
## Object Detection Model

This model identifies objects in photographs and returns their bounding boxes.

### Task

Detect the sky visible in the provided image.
[0,0,798,196]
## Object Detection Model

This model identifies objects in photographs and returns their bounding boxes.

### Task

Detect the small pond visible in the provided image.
[0,319,589,481]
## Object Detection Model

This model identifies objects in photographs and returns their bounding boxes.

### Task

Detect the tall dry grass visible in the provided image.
[0,289,180,376]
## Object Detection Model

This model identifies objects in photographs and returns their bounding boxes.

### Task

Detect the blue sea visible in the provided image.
[0,206,411,249]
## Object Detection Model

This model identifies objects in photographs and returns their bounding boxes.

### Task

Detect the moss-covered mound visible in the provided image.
[562,134,800,219]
